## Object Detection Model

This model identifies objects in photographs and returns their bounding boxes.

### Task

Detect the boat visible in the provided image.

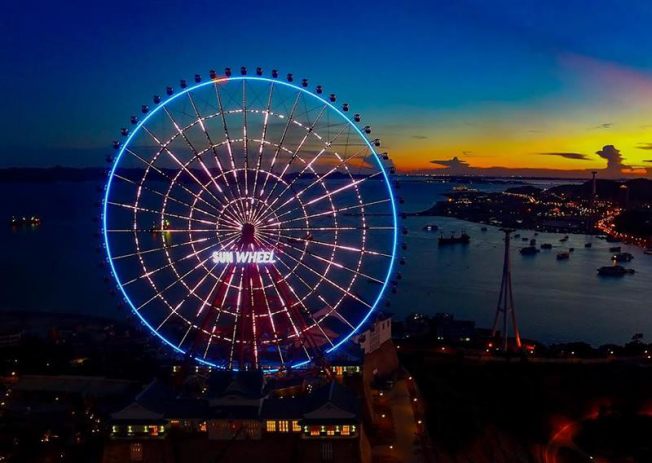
[438,232,470,246]
[606,236,621,243]
[569,248,575,253]
[541,243,553,250]
[9,215,41,226]
[480,226,488,232]
[557,251,570,260]
[514,233,521,238]
[423,224,439,232]
[611,252,634,263]
[521,237,529,242]
[560,235,569,242]
[584,242,592,248]
[645,248,652,255]
[530,239,536,246]
[520,246,539,256]
[609,246,622,253]
[597,265,635,277]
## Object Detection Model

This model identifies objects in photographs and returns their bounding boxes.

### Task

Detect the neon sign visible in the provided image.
[211,251,278,265]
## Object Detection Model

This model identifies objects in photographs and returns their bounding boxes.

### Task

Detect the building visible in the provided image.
[356,314,392,355]
[104,370,365,462]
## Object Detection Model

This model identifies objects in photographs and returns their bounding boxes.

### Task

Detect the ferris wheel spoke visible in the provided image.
[215,83,243,199]
[261,104,328,206]
[155,260,220,331]
[186,91,239,205]
[227,267,245,369]
[111,236,210,261]
[136,251,215,311]
[256,232,332,295]
[140,125,229,212]
[257,92,301,198]
[255,145,371,223]
[264,198,389,228]
[255,122,351,222]
[252,267,285,364]
[162,106,229,203]
[269,225,392,233]
[260,265,312,363]
[122,148,223,216]
[191,264,238,359]
[123,235,232,287]
[255,237,337,350]
[269,241,372,310]
[113,173,219,221]
[242,80,250,196]
[268,231,392,258]
[134,233,241,320]
[272,237,383,284]
[317,295,356,330]
[107,201,215,227]
[269,171,383,223]
[251,82,275,208]
[256,251,335,348]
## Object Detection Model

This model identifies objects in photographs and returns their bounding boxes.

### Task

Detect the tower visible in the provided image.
[590,171,597,208]
[491,228,522,351]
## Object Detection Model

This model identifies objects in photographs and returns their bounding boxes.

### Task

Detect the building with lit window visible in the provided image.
[103,370,365,462]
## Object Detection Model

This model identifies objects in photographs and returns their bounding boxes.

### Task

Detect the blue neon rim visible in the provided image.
[102,75,398,371]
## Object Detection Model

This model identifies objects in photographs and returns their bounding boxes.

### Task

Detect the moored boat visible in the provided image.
[438,232,470,246]
[597,265,635,277]
[520,246,539,256]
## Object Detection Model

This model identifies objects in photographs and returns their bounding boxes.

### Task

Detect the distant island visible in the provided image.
[410,178,652,243]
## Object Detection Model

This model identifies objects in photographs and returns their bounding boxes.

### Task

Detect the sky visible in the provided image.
[2,0,652,177]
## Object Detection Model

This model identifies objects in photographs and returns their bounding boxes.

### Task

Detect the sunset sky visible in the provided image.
[3,0,652,177]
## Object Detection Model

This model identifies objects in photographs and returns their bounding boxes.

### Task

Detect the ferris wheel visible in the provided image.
[102,67,398,371]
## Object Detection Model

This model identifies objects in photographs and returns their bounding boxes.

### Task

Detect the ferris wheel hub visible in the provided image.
[240,223,256,244]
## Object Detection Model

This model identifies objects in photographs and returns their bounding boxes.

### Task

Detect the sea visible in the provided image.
[2,177,651,346]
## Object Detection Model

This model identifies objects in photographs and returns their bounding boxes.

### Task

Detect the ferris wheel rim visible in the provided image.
[102,74,399,371]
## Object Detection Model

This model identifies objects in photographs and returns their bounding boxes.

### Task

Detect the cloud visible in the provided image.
[596,144,629,175]
[430,156,471,174]
[538,152,591,161]
[636,143,652,150]
[592,122,613,129]
[411,135,428,140]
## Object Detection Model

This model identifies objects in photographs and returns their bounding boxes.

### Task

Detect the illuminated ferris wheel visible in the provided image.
[102,67,398,371]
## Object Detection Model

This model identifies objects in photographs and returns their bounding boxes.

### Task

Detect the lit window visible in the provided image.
[326,426,335,436]
[310,426,320,436]
[292,421,301,432]
[111,425,118,434]
[199,421,207,432]
[279,420,289,432]
[266,420,276,432]
[341,425,350,436]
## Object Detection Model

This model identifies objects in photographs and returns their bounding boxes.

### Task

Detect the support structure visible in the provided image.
[590,171,597,208]
[491,228,522,351]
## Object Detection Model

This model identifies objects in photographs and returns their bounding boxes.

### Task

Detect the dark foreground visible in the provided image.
[401,351,652,463]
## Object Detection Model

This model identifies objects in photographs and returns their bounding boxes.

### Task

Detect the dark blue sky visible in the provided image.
[3,0,652,173]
